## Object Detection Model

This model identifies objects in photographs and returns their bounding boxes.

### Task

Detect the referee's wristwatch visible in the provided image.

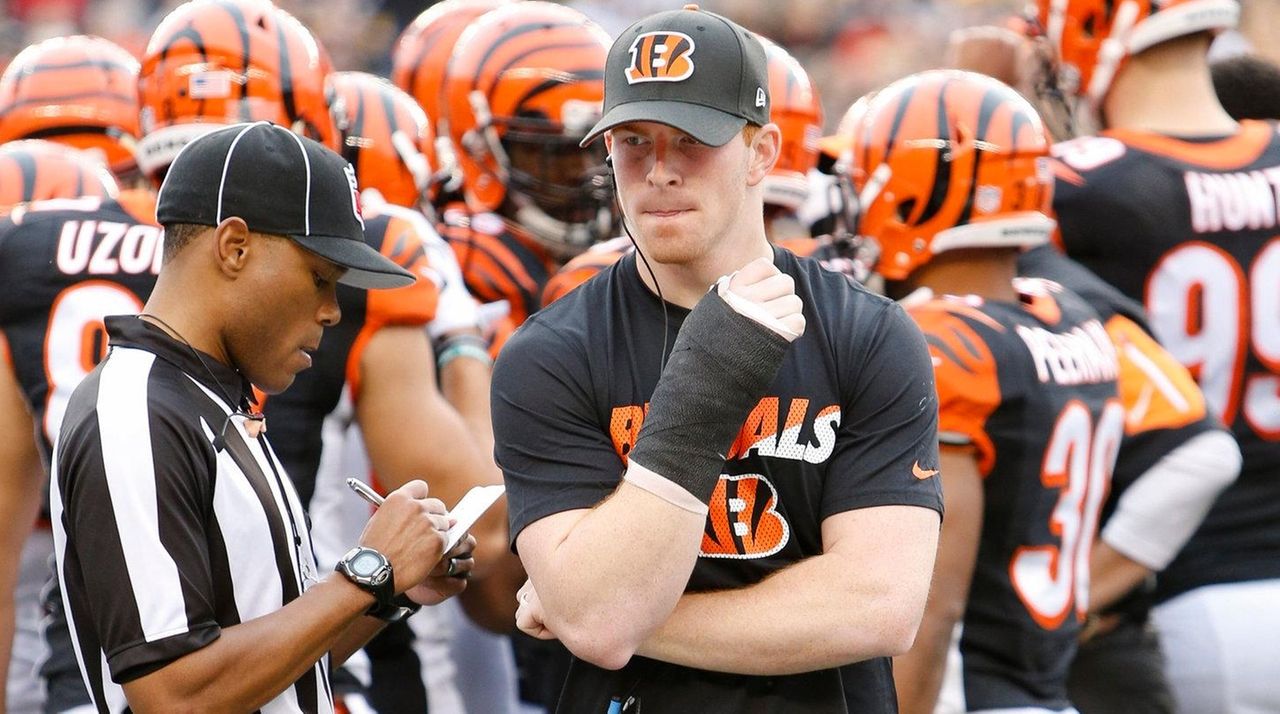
[334,546,421,623]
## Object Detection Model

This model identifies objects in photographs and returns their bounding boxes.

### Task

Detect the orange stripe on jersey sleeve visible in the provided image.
[345,214,440,401]
[1106,315,1208,435]
[366,214,440,330]
[542,265,594,306]
[542,247,625,305]
[909,302,1002,475]
[446,230,539,324]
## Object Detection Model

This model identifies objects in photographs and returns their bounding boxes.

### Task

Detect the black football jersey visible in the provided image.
[1019,245,1219,540]
[908,280,1122,712]
[3,191,164,714]
[0,191,160,464]
[1053,120,1280,601]
[494,248,942,713]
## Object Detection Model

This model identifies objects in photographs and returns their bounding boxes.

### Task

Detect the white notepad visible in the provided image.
[445,484,506,553]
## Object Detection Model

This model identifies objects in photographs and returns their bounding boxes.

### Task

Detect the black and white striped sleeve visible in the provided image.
[54,349,222,683]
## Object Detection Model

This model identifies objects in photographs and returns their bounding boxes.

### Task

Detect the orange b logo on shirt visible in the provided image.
[625,32,696,84]
[701,474,790,559]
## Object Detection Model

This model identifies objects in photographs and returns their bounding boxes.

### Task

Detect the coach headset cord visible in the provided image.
[603,154,669,713]
[606,153,671,373]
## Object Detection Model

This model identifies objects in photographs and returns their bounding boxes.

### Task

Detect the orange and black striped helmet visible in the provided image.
[849,70,1055,282]
[390,0,511,201]
[0,140,119,212]
[329,71,439,209]
[759,37,823,212]
[0,36,141,176]
[1035,0,1238,107]
[137,0,337,181]
[441,1,613,256]
[391,0,511,132]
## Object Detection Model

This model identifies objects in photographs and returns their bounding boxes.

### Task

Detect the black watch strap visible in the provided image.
[366,593,422,623]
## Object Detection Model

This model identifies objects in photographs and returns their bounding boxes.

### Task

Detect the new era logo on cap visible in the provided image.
[625,31,696,84]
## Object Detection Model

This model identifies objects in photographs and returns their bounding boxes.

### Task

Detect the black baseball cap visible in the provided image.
[581,4,770,148]
[155,121,415,290]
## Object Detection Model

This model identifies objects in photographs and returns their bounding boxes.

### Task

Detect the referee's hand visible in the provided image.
[357,479,451,593]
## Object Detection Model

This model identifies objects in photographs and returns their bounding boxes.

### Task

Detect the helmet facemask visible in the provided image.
[463,90,615,257]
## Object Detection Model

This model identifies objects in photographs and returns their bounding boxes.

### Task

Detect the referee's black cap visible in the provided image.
[156,121,415,290]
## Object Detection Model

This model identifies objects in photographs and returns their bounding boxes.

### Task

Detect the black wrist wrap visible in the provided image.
[627,289,792,504]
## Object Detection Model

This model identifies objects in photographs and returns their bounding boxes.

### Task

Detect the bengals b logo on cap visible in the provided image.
[625,31,695,84]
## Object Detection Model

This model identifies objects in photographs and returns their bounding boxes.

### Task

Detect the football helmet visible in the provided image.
[1035,0,1239,106]
[849,70,1055,282]
[759,37,823,212]
[0,140,119,211]
[818,92,876,163]
[0,35,141,175]
[813,93,876,258]
[329,71,440,209]
[137,0,336,180]
[441,1,613,256]
[391,0,511,127]
[391,0,510,198]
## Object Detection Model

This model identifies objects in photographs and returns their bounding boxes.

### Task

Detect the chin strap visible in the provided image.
[512,198,612,258]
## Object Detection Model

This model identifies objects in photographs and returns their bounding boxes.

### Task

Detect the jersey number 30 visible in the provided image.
[1012,400,1124,629]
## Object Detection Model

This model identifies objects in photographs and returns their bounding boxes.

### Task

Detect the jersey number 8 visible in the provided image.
[45,281,143,442]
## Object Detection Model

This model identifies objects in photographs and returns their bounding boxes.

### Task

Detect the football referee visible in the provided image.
[50,122,471,713]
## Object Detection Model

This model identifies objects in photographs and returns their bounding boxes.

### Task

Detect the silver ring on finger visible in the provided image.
[446,558,459,577]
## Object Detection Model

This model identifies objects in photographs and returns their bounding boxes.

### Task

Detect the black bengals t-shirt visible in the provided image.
[493,248,942,713]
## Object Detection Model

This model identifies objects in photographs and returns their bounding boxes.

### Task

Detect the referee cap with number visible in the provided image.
[581,3,769,147]
[156,121,415,289]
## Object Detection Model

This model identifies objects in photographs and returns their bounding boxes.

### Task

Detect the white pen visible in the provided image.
[345,477,385,508]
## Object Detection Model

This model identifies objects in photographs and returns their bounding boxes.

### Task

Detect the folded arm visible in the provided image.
[1091,428,1240,611]
[635,504,939,676]
[515,480,707,670]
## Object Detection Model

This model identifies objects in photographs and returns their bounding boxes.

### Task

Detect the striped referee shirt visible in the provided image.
[51,316,333,713]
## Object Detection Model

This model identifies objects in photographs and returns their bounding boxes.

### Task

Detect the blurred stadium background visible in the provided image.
[0,0,1022,134]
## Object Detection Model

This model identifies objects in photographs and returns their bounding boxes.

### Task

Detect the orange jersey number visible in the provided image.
[1011,399,1124,630]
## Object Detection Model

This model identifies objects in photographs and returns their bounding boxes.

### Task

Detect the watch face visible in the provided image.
[351,551,383,578]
